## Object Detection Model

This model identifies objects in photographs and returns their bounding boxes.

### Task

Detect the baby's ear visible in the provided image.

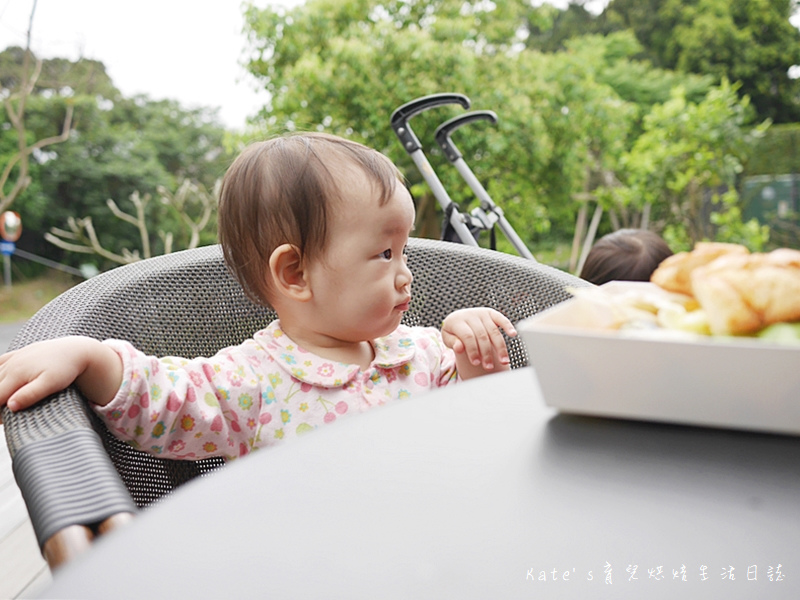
[269,244,312,301]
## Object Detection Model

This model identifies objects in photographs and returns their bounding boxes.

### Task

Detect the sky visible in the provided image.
[0,0,610,131]
[0,0,280,130]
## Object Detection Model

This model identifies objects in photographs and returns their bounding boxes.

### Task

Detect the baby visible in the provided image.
[0,133,516,459]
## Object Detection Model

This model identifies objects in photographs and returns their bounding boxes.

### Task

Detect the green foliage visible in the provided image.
[0,46,118,99]
[709,188,770,250]
[601,0,800,123]
[525,3,599,53]
[745,123,800,176]
[242,0,649,247]
[1,49,234,271]
[33,97,231,270]
[600,80,770,248]
[570,31,713,111]
[242,0,771,254]
[45,178,219,266]
[4,1,788,275]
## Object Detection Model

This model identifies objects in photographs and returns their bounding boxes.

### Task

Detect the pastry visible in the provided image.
[690,248,800,335]
[650,242,749,296]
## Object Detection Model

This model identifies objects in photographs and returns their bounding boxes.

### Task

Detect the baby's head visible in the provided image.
[580,228,673,286]
[218,133,406,306]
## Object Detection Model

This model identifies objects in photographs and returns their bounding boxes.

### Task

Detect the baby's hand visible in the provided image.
[441,308,517,380]
[0,336,122,423]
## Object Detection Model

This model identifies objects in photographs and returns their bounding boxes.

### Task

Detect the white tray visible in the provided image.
[519,282,800,435]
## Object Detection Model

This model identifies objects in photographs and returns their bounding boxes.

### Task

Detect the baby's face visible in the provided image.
[304,171,416,343]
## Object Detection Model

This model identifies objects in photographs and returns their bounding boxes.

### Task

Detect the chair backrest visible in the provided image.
[4,239,589,541]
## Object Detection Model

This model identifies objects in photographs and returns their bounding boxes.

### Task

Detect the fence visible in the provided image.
[742,175,800,247]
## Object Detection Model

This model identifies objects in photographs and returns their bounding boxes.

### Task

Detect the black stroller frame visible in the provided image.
[391,93,536,261]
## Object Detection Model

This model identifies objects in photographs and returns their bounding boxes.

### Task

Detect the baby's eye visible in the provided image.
[380,249,393,260]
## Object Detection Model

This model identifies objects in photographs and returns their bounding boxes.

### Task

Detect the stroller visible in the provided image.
[391,93,536,261]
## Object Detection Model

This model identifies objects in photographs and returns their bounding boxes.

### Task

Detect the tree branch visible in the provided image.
[0,0,73,214]
[46,216,138,264]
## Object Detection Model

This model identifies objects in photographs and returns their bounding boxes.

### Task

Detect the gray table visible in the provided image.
[41,368,798,599]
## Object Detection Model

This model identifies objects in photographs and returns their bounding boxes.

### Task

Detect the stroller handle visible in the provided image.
[435,111,498,162]
[391,93,470,154]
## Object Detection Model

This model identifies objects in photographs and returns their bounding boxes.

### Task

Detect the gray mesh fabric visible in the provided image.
[2,238,589,548]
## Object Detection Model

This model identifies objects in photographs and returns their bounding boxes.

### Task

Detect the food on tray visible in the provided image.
[570,242,800,344]
[690,248,800,335]
[757,322,800,344]
[651,242,749,296]
[566,285,707,335]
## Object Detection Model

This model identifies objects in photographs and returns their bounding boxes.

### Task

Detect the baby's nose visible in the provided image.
[397,262,413,287]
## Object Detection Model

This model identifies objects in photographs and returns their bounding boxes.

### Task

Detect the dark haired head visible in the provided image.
[218,132,404,306]
[580,229,673,286]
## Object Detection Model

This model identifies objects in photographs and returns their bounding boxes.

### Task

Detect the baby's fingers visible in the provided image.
[456,313,507,369]
[442,308,518,374]
[0,357,65,414]
[4,376,58,413]
[0,351,19,405]
[442,319,482,364]
[489,310,518,339]
[440,331,465,355]
[477,312,514,368]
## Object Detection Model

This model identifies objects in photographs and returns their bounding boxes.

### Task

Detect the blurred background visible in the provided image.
[2,0,800,322]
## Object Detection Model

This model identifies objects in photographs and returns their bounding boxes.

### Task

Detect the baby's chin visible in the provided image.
[370,318,405,340]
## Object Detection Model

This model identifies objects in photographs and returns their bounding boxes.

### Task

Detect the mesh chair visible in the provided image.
[2,238,589,568]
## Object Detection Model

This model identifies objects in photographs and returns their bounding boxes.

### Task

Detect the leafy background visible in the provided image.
[2,0,799,281]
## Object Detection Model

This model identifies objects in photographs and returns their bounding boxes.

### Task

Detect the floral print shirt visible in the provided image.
[93,321,458,460]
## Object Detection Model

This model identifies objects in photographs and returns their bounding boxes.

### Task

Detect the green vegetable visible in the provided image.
[757,322,800,345]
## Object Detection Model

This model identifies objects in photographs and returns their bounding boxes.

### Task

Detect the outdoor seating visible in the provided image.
[2,237,588,568]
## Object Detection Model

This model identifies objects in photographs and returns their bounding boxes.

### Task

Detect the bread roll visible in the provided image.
[690,249,800,335]
[650,242,749,296]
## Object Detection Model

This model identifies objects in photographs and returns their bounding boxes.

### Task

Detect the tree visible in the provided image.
[1,38,121,227]
[2,44,233,271]
[1,39,74,214]
[524,2,599,53]
[597,80,770,250]
[242,0,640,253]
[28,95,232,271]
[239,0,778,260]
[0,46,117,100]
[600,0,800,123]
[45,178,220,265]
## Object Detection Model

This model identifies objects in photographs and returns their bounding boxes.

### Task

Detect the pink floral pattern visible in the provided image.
[94,321,457,460]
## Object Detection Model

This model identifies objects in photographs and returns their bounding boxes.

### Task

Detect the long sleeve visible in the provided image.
[94,338,276,460]
[92,323,459,460]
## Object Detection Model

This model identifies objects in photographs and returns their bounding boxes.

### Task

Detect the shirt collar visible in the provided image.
[254,321,418,387]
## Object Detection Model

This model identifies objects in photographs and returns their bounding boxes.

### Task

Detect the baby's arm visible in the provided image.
[441,308,517,380]
[0,337,123,420]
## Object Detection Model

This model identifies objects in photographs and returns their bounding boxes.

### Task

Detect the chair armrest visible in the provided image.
[3,387,138,568]
[43,513,135,568]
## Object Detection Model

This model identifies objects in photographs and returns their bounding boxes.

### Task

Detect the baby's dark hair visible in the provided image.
[218,132,404,306]
[580,228,673,286]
